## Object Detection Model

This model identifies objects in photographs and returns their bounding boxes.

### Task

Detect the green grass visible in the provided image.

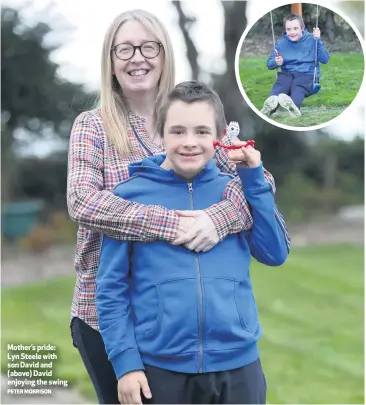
[1,277,97,402]
[239,53,364,127]
[2,245,364,403]
[253,244,364,404]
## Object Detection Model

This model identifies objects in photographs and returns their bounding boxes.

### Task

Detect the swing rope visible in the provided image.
[270,10,276,54]
[269,10,278,78]
[313,4,319,84]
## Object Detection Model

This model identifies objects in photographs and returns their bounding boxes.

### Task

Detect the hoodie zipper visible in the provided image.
[187,182,204,373]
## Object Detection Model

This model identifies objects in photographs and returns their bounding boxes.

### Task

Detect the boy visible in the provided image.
[261,13,330,118]
[96,81,289,404]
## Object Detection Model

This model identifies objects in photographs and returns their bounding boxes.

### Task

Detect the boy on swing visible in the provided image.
[261,13,330,118]
[96,81,289,404]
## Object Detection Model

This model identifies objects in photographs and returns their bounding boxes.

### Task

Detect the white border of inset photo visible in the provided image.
[234,0,366,132]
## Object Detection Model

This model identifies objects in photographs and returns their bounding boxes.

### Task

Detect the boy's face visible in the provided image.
[161,100,219,180]
[285,19,303,42]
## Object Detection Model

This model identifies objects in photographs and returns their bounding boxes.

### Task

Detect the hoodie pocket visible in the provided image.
[204,278,258,346]
[139,278,199,355]
[234,280,258,334]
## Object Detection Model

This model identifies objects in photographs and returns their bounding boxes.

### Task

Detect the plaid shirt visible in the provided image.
[67,108,289,331]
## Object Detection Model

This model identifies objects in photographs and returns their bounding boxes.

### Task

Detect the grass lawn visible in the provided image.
[1,277,97,402]
[2,244,364,404]
[238,53,364,127]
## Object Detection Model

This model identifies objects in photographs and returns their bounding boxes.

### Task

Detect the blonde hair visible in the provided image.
[99,9,175,156]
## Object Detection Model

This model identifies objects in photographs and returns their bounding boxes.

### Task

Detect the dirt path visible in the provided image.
[1,245,76,287]
[287,215,364,248]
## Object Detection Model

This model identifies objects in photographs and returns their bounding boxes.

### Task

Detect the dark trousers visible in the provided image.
[71,317,266,404]
[270,71,313,108]
[71,317,119,404]
[143,360,266,404]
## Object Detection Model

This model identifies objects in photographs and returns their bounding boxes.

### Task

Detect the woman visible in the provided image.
[67,9,283,404]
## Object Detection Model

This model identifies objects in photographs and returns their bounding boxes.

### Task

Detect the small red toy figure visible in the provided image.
[214,121,255,150]
[213,140,255,150]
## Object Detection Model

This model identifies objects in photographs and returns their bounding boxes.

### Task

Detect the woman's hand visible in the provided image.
[118,371,152,404]
[172,211,219,252]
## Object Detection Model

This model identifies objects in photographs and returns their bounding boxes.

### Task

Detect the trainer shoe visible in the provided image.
[278,94,301,117]
[260,95,279,117]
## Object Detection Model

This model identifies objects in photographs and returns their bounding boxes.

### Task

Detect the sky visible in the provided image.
[4,0,365,156]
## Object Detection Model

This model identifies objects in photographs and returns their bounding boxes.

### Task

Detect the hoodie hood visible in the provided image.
[128,154,221,184]
[282,28,310,43]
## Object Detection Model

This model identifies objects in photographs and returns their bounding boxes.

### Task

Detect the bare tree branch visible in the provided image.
[172,1,200,80]
[211,1,254,138]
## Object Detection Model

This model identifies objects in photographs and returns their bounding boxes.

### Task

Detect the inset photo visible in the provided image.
[236,2,365,129]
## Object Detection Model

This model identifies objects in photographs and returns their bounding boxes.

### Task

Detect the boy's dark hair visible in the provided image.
[157,80,227,138]
[283,13,305,30]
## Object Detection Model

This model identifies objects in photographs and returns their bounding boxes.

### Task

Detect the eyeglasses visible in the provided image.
[111,41,162,61]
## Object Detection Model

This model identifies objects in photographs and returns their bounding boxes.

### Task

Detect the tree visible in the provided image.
[1,7,93,202]
[247,3,363,46]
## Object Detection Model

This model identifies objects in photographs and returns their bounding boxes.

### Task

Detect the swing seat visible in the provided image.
[306,82,321,97]
[311,82,321,95]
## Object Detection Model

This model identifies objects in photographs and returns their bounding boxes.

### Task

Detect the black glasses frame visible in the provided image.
[111,41,163,61]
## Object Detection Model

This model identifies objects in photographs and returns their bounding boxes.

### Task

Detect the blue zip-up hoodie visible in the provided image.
[96,155,289,379]
[267,29,330,79]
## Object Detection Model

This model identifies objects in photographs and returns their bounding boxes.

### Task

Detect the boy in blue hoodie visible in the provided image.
[96,81,290,404]
[261,13,330,118]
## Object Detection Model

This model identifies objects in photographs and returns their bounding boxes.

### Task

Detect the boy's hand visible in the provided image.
[118,371,152,404]
[275,55,283,66]
[313,27,321,39]
[228,143,261,168]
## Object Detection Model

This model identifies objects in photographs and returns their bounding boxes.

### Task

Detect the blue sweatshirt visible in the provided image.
[96,154,289,379]
[267,29,330,79]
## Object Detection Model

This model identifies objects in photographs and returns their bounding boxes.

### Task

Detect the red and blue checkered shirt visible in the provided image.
[67,108,289,331]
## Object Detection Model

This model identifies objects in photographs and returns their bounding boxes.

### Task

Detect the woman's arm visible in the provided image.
[202,134,276,240]
[67,112,179,242]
